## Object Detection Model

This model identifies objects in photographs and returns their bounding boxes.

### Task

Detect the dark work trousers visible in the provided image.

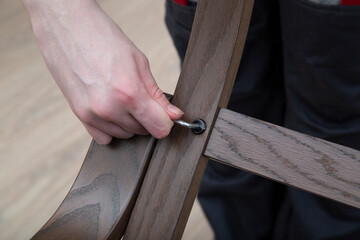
[165,0,360,239]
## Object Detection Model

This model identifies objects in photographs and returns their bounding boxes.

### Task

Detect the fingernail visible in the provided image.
[167,104,184,116]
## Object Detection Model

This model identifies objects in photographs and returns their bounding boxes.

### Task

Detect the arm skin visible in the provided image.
[23,0,184,144]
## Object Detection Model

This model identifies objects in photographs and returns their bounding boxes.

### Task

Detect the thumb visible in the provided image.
[153,88,184,120]
[136,53,183,119]
[143,74,184,120]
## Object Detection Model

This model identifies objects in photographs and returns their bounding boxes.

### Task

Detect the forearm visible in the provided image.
[23,0,96,34]
[22,0,125,95]
[22,0,113,49]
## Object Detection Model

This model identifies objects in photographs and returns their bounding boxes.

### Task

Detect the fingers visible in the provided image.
[130,89,174,139]
[82,52,182,141]
[137,55,184,120]
[83,122,112,145]
[85,69,181,140]
[89,109,148,136]
[84,120,136,145]
[109,114,148,135]
[152,87,184,120]
[124,55,183,139]
[96,121,136,139]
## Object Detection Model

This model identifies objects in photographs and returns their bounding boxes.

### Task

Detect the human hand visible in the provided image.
[24,0,183,144]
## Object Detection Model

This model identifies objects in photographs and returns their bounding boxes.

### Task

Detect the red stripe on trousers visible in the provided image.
[174,0,188,6]
[341,0,360,5]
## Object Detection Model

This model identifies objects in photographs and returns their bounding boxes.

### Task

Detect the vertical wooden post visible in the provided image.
[124,0,254,239]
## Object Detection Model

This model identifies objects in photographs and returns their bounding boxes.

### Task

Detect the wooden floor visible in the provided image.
[0,0,214,239]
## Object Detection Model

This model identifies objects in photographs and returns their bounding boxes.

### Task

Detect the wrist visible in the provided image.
[23,0,96,11]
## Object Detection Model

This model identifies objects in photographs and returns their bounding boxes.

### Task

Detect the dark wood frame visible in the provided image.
[32,0,360,239]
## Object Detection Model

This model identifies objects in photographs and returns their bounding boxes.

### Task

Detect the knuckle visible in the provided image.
[114,85,138,108]
[134,53,151,76]
[73,106,93,124]
[137,53,150,68]
[92,101,112,120]
[153,87,165,101]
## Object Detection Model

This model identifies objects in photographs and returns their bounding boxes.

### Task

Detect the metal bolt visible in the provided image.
[174,119,206,135]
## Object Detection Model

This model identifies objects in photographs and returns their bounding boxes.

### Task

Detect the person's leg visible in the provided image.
[166,0,286,239]
[276,1,360,239]
[165,0,197,63]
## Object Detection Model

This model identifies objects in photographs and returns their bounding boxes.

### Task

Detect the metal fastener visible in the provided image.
[174,119,206,135]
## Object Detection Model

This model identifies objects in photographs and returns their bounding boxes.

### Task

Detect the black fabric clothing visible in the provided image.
[165,0,360,239]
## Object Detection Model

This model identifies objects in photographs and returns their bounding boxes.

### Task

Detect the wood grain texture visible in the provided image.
[32,136,155,240]
[124,0,254,239]
[205,108,360,209]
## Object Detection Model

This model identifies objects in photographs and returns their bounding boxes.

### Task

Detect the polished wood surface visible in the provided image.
[124,0,254,239]
[0,0,213,239]
[33,136,156,240]
[205,108,360,209]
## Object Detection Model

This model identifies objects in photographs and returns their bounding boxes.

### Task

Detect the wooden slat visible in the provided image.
[124,0,254,239]
[32,136,155,240]
[205,108,360,209]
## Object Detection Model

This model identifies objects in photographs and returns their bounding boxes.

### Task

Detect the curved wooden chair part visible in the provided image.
[33,136,156,239]
[33,0,360,239]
